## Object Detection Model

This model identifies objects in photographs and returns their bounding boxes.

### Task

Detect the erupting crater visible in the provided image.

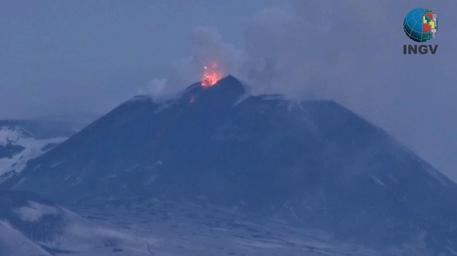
[201,64,223,88]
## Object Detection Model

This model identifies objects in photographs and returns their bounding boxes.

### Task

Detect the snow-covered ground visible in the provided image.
[0,126,66,179]
[83,207,378,256]
[0,190,434,256]
[0,220,51,256]
[0,196,383,256]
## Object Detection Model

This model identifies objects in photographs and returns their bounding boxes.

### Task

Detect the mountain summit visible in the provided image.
[7,76,457,254]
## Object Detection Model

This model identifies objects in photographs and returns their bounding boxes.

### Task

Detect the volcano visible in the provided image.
[6,76,457,254]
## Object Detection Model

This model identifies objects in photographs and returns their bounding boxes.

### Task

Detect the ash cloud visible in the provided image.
[145,26,243,101]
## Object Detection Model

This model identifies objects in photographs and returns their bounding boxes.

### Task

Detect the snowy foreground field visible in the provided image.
[1,195,384,256]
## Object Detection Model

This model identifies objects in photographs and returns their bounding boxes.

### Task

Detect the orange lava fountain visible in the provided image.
[201,64,222,88]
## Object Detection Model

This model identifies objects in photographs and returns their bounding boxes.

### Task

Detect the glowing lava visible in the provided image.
[201,64,222,88]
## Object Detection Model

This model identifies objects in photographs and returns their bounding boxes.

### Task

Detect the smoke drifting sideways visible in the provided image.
[146,0,457,181]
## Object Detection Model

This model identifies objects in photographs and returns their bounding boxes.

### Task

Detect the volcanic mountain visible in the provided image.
[6,76,457,254]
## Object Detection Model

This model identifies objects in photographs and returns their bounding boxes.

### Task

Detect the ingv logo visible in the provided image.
[403,8,438,55]
[403,45,438,55]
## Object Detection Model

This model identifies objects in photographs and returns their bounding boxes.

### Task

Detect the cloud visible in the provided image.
[141,78,169,101]
[14,201,59,222]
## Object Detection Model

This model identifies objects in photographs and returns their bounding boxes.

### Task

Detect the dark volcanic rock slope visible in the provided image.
[7,76,457,254]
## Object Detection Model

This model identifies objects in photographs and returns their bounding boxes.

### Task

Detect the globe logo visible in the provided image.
[403,8,437,42]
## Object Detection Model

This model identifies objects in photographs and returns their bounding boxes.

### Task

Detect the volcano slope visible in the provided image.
[7,76,457,254]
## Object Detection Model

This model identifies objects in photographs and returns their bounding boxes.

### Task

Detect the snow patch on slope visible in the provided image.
[0,127,28,146]
[15,201,59,222]
[0,127,66,179]
[0,220,51,256]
